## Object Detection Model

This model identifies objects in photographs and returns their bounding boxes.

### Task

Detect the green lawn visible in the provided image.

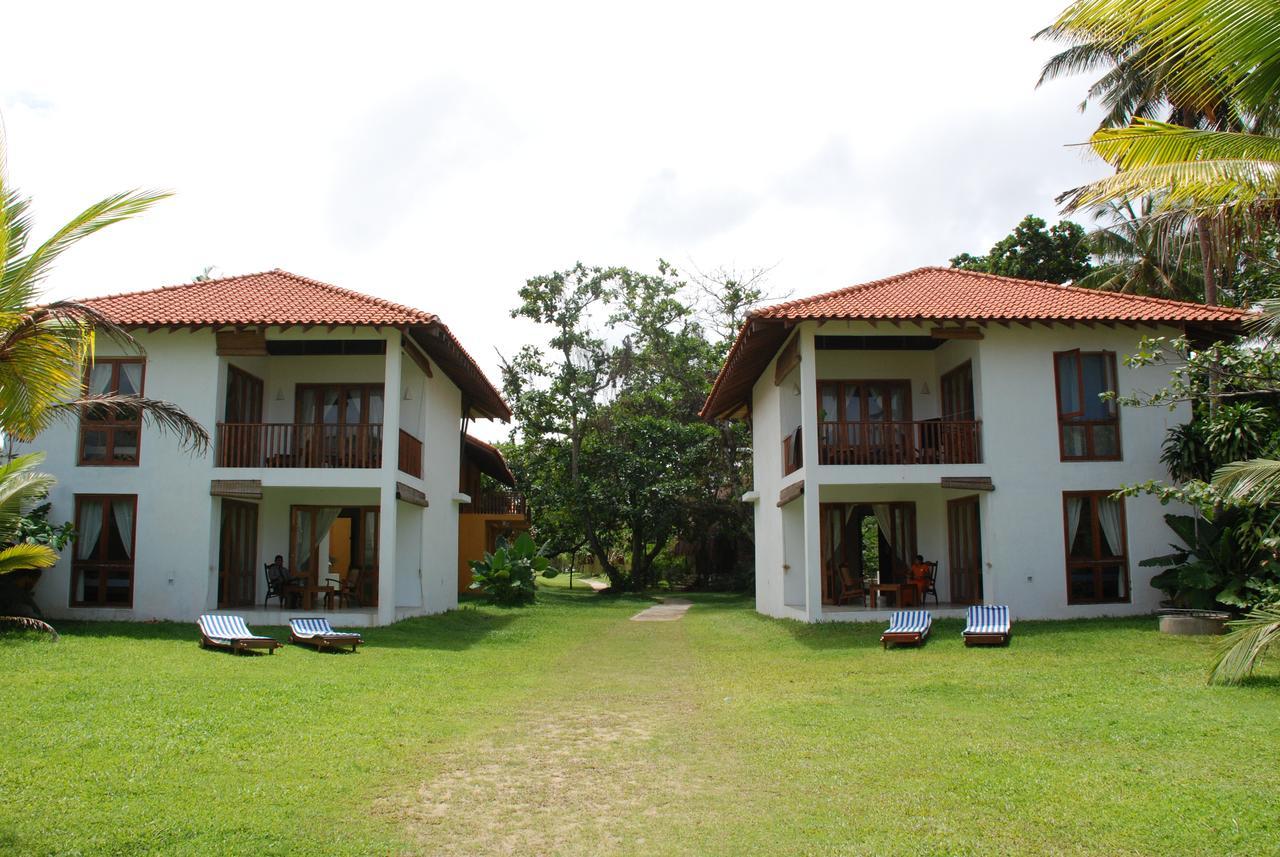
[2,589,1278,856]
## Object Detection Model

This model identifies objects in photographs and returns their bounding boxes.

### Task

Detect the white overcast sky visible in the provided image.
[5,0,1106,439]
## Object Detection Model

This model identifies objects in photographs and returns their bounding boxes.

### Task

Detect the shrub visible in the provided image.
[469,532,559,606]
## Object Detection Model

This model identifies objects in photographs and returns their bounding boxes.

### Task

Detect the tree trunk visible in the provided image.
[1197,217,1218,307]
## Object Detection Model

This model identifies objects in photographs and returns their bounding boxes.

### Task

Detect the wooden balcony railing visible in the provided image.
[216,423,384,469]
[818,420,982,465]
[461,490,528,516]
[782,426,802,476]
[397,429,423,478]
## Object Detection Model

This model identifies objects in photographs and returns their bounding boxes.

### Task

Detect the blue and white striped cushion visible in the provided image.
[198,614,272,642]
[886,610,932,637]
[290,617,361,639]
[964,605,1010,636]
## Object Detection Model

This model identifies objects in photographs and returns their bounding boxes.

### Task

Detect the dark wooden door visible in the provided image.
[217,500,259,607]
[947,495,982,605]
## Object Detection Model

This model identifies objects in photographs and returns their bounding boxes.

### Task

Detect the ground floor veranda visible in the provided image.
[771,481,989,622]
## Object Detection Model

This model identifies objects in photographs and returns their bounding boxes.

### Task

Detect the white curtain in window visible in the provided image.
[118,363,143,396]
[87,364,112,396]
[298,507,343,570]
[1097,497,1123,556]
[77,500,103,560]
[1066,497,1084,553]
[112,500,134,558]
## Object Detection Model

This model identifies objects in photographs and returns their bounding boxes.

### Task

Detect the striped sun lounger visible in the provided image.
[289,617,364,652]
[963,605,1011,646]
[197,614,282,654]
[881,610,932,648]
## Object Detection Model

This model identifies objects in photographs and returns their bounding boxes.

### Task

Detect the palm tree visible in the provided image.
[0,154,208,635]
[1075,198,1202,298]
[1045,0,1280,219]
[0,172,209,450]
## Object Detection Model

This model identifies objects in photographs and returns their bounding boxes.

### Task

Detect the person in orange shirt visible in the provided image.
[909,554,931,603]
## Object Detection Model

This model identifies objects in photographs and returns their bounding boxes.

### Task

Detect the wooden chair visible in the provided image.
[837,564,866,606]
[922,561,939,605]
[264,562,305,608]
[327,567,362,608]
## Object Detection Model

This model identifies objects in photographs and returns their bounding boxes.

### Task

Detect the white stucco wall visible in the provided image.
[17,325,475,626]
[749,320,1192,622]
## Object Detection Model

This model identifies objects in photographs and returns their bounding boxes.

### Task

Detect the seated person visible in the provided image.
[268,554,307,586]
[909,554,931,593]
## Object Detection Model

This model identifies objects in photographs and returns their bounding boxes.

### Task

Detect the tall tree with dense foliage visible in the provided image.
[502,262,746,592]
[950,214,1093,283]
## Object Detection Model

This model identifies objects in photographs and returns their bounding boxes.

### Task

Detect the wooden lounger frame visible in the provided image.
[880,630,928,649]
[289,629,363,653]
[199,631,282,654]
[963,630,1011,647]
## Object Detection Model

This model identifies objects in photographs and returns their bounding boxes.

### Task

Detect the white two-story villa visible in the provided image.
[702,267,1247,622]
[17,269,511,627]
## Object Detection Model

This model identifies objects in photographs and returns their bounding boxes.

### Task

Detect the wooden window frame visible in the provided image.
[294,383,385,427]
[1062,490,1130,605]
[1053,350,1121,462]
[817,379,913,424]
[71,494,137,607]
[78,358,146,466]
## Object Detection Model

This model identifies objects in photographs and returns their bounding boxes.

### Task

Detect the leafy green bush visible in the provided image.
[468,532,559,606]
[1143,512,1275,610]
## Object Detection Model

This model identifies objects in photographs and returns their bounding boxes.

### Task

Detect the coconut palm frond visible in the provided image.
[1036,40,1120,90]
[1060,159,1280,214]
[1048,0,1280,117]
[2,189,171,308]
[1247,297,1280,339]
[0,452,55,540]
[1090,121,1280,170]
[1212,458,1280,506]
[0,543,58,575]
[0,615,58,640]
[45,394,210,454]
[1209,604,1280,685]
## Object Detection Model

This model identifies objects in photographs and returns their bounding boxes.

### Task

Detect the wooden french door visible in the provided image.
[940,362,977,463]
[225,366,263,423]
[947,495,982,605]
[819,502,917,604]
[289,505,380,607]
[817,380,912,464]
[295,384,385,467]
[217,500,259,607]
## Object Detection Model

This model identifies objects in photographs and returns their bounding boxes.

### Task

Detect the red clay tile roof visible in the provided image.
[756,266,1251,324]
[77,269,511,421]
[77,269,439,327]
[701,266,1251,420]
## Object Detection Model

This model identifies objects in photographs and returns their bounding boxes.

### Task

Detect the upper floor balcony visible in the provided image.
[214,422,428,478]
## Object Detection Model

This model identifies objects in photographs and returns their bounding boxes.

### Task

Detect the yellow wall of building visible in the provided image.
[457,513,530,593]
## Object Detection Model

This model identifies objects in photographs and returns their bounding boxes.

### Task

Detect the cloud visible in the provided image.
[328,79,518,249]
[627,170,760,243]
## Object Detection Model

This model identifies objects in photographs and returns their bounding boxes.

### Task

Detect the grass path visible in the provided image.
[3,589,1279,855]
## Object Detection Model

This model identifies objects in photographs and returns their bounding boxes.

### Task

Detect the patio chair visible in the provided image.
[197,614,282,654]
[327,567,362,608]
[962,605,1011,647]
[289,617,364,652]
[880,610,932,649]
[264,562,304,608]
[837,564,866,606]
[921,561,939,605]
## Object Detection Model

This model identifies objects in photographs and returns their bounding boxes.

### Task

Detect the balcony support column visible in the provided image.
[797,325,823,621]
[377,332,403,625]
